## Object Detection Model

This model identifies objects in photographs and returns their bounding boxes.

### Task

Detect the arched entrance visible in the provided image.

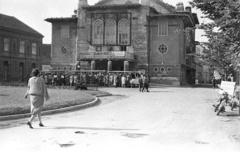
[3,61,9,82]
[19,62,24,82]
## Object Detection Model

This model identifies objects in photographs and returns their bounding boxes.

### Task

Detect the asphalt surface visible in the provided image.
[0,86,240,152]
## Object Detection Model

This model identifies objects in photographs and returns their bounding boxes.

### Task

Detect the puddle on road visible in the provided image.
[59,143,75,148]
[121,132,148,138]
[58,141,75,148]
[194,140,209,144]
[75,131,85,134]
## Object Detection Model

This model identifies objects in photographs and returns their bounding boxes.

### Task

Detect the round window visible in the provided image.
[167,67,172,72]
[158,44,168,54]
[60,45,70,55]
[160,67,165,72]
[153,67,158,72]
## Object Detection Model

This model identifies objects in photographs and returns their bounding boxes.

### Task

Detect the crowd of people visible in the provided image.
[38,72,149,90]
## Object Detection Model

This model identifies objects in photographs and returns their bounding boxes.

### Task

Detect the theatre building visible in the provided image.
[0,13,47,82]
[46,0,199,85]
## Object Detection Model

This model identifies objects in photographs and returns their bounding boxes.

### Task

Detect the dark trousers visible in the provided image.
[142,83,149,92]
[139,83,143,91]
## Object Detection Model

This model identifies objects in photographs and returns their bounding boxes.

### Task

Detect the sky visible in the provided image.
[0,0,207,44]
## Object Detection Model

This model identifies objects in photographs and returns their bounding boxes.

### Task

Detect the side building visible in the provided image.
[0,13,45,82]
[45,0,199,85]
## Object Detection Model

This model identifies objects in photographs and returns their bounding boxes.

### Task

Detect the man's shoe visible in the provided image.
[39,123,44,127]
[27,122,33,129]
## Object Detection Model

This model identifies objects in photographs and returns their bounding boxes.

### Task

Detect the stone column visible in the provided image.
[124,61,129,71]
[91,60,95,70]
[107,60,112,71]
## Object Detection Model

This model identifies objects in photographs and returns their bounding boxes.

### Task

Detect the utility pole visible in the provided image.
[147,16,150,78]
[146,3,151,79]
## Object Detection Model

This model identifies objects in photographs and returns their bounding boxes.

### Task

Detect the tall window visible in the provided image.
[3,61,9,81]
[26,45,29,55]
[91,13,131,46]
[20,40,25,53]
[61,25,69,38]
[158,21,168,36]
[118,19,130,45]
[32,43,37,55]
[19,62,24,82]
[4,38,9,51]
[105,20,116,45]
[13,42,16,53]
[92,20,104,45]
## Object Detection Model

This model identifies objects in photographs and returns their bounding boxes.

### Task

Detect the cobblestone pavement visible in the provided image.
[0,86,240,152]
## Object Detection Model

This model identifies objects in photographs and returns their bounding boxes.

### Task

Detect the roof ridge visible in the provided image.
[95,0,112,5]
[152,0,175,13]
[0,13,43,36]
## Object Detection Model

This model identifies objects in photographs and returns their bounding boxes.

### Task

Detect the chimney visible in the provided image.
[176,2,184,12]
[185,6,192,13]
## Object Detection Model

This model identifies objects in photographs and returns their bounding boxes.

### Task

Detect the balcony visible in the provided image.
[78,51,134,61]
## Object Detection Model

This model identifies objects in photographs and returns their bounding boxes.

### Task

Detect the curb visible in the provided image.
[0,97,99,121]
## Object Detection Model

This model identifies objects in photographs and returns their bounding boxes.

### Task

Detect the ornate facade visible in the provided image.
[46,0,199,85]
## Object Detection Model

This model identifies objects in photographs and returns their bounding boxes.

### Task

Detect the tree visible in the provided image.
[189,0,240,72]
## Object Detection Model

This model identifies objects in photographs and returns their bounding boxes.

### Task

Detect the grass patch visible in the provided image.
[0,86,109,116]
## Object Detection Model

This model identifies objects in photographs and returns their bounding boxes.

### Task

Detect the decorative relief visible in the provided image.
[88,45,95,52]
[77,40,89,52]
[158,44,168,54]
[60,45,71,55]
[133,34,147,49]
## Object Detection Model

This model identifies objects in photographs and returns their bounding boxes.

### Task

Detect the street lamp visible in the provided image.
[146,15,151,79]
[76,61,81,71]
[76,65,81,70]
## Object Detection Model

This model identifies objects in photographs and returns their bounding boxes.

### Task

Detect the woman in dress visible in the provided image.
[121,75,126,87]
[24,68,50,129]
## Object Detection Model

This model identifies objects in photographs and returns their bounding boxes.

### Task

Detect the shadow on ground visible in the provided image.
[35,126,139,131]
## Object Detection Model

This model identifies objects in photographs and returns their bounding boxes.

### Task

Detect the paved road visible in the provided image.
[1,86,240,152]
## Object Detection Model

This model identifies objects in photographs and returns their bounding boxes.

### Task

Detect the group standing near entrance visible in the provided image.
[39,72,148,89]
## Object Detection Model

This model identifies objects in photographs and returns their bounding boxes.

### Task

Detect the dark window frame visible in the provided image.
[91,12,132,46]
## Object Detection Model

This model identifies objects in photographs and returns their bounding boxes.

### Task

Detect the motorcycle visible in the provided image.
[213,92,229,115]
[229,96,239,111]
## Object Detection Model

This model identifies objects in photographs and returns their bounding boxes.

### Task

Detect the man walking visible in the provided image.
[138,76,143,92]
[212,77,216,89]
[142,75,149,92]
